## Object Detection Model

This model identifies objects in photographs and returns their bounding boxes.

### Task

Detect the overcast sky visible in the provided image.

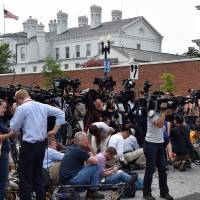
[0,0,200,54]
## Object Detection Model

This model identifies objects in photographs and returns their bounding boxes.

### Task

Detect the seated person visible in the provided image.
[123,134,146,169]
[59,131,104,199]
[108,128,130,166]
[97,147,137,185]
[43,138,64,185]
[89,122,114,153]
[190,118,200,146]
[170,114,192,171]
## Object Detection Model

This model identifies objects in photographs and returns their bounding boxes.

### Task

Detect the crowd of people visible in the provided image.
[0,86,200,200]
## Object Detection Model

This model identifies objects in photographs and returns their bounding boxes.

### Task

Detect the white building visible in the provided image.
[0,5,164,74]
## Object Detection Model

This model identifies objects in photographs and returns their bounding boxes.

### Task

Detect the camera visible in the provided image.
[53,78,81,90]
[123,79,135,91]
[144,80,152,94]
[93,76,116,91]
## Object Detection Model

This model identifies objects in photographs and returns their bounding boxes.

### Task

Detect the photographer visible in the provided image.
[143,102,173,200]
[170,114,192,171]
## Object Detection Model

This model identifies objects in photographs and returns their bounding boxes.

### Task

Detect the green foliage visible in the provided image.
[160,73,175,93]
[0,43,13,74]
[183,47,200,58]
[42,57,66,89]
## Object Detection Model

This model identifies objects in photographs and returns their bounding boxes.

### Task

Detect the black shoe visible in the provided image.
[160,193,173,200]
[86,190,104,199]
[128,173,138,185]
[143,193,156,200]
[179,161,187,171]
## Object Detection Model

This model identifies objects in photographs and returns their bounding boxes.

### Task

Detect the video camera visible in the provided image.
[123,79,135,91]
[53,78,81,91]
[144,80,152,94]
[153,96,194,112]
[93,76,116,91]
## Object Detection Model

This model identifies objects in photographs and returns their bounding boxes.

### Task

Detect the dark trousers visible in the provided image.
[143,141,169,196]
[0,151,9,200]
[19,141,46,200]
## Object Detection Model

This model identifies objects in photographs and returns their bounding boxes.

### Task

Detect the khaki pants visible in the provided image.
[49,162,61,185]
[124,148,146,165]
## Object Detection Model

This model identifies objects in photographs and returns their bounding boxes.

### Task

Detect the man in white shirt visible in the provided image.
[108,128,130,165]
[123,135,145,168]
[89,122,114,153]
[43,138,64,185]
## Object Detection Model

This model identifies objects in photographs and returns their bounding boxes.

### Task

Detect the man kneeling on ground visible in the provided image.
[59,131,104,199]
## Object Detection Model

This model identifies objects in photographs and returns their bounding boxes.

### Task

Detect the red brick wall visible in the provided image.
[0,60,199,95]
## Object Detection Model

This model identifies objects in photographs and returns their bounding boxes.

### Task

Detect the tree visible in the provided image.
[0,43,13,74]
[160,73,175,93]
[183,47,200,58]
[42,57,66,89]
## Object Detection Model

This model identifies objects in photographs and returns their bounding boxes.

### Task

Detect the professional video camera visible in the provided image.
[192,90,200,100]
[144,80,152,94]
[123,79,135,91]
[153,96,194,112]
[0,85,17,105]
[53,77,81,91]
[114,79,136,105]
[93,76,116,91]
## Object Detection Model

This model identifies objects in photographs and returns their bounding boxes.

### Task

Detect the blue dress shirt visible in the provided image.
[43,147,64,169]
[10,100,65,143]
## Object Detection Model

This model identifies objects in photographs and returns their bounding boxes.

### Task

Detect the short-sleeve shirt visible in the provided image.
[59,144,90,184]
[92,122,111,138]
[145,111,164,143]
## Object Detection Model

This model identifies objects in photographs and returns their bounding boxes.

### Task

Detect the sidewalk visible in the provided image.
[102,163,200,199]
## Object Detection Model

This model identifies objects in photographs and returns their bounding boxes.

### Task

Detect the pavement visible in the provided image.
[101,162,200,200]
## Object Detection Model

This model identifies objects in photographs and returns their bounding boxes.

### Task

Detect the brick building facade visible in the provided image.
[0,58,200,95]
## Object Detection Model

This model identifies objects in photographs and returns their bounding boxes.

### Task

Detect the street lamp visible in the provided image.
[100,35,111,76]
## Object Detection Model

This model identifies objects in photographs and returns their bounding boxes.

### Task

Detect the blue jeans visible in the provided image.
[66,165,101,190]
[143,141,169,196]
[104,171,131,184]
[0,151,9,200]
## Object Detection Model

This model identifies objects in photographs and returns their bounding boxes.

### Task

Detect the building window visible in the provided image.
[20,47,25,60]
[55,48,59,60]
[64,64,69,70]
[75,63,80,68]
[21,67,25,73]
[86,44,91,57]
[33,66,37,72]
[65,47,70,58]
[76,45,80,57]
[137,44,141,50]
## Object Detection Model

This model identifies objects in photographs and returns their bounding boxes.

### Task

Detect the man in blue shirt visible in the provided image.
[10,89,65,200]
[43,138,64,185]
[60,131,104,199]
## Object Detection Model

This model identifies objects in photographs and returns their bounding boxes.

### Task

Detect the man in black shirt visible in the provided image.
[59,131,104,199]
[170,114,192,171]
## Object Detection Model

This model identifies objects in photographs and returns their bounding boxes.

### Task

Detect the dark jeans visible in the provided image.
[0,151,9,200]
[19,141,46,200]
[143,141,169,196]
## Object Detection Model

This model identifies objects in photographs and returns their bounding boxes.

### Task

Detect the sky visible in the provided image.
[0,0,200,54]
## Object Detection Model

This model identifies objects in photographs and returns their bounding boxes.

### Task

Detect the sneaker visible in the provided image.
[143,193,156,200]
[85,190,104,199]
[179,161,187,171]
[160,193,173,200]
